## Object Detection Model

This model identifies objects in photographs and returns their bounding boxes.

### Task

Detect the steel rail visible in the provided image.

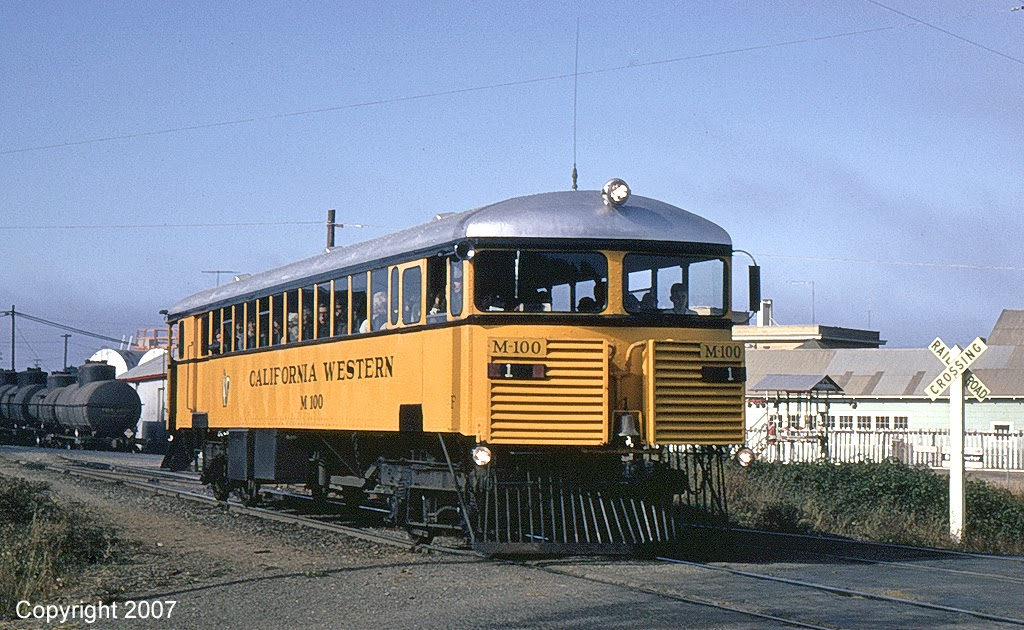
[14,458,481,558]
[698,523,1024,564]
[527,563,833,630]
[750,543,1024,586]
[656,555,1024,626]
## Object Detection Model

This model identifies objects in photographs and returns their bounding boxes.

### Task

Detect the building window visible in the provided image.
[825,415,836,429]
[894,416,908,430]
[993,423,1011,437]
[839,416,853,429]
[857,416,871,430]
[875,416,890,430]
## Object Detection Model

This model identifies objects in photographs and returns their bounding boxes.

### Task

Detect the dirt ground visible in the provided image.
[0,451,774,629]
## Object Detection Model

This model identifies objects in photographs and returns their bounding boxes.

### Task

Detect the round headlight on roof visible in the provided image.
[602,178,630,207]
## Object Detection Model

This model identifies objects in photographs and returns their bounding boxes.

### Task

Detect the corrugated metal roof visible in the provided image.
[119,355,167,382]
[751,374,842,393]
[988,310,1024,346]
[746,344,1024,398]
[166,190,732,318]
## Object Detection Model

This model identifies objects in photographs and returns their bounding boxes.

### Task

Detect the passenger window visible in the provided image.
[390,268,400,326]
[352,273,368,333]
[272,294,284,345]
[210,310,223,355]
[176,321,185,360]
[199,313,210,355]
[334,277,350,336]
[316,282,331,339]
[472,251,606,313]
[235,304,245,352]
[285,289,299,343]
[245,301,257,350]
[301,287,315,341]
[258,297,271,347]
[449,259,463,317]
[426,256,447,323]
[370,269,388,332]
[623,254,726,315]
[403,267,422,325]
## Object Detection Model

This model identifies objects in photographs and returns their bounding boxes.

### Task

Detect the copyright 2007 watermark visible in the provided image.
[16,600,177,624]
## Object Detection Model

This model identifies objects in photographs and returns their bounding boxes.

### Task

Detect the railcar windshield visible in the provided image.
[474,250,608,313]
[623,253,727,316]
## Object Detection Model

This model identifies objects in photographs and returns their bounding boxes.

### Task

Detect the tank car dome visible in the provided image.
[87,349,143,377]
[139,348,168,365]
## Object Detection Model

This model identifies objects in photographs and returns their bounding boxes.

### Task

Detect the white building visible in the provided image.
[742,309,1024,469]
[117,348,168,447]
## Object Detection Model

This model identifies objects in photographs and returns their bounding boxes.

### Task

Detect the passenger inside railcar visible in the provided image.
[370,291,388,331]
[670,283,695,315]
[209,330,222,355]
[352,292,367,334]
[301,306,313,341]
[245,320,256,349]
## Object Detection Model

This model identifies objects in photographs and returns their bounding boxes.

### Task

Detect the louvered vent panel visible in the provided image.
[489,339,607,445]
[650,341,745,444]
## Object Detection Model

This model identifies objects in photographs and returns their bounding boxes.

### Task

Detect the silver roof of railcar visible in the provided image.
[167,189,732,318]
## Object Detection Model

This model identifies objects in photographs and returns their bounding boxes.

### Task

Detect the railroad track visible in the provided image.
[10,450,1024,627]
[14,454,478,557]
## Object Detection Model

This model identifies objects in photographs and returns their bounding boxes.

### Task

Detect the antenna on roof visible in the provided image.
[571,18,580,191]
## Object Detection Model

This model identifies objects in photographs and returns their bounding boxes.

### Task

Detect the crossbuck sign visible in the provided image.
[927,336,989,544]
[926,337,989,401]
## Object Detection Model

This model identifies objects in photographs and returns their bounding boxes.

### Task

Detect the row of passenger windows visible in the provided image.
[197,257,463,356]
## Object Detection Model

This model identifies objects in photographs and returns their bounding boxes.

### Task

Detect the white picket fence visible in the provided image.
[753,429,1024,470]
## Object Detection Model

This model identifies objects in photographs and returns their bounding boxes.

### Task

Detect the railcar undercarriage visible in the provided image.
[165,428,729,555]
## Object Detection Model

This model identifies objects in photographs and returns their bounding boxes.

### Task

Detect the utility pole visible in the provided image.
[62,334,71,370]
[9,305,13,371]
[326,209,337,249]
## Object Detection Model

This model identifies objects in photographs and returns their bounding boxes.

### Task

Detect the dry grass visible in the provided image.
[0,475,117,619]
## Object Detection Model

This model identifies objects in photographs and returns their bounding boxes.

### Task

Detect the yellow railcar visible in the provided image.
[163,180,757,553]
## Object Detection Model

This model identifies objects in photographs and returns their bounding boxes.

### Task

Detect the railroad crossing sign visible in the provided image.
[926,337,989,401]
[928,336,989,544]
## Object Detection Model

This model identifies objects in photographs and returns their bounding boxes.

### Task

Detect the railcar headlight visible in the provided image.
[736,447,756,467]
[602,178,630,206]
[454,240,476,261]
[471,445,493,467]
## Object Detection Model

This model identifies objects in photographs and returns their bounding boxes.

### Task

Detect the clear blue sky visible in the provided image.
[1,1,1021,371]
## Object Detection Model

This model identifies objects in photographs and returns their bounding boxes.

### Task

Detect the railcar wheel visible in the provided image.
[202,454,231,501]
[236,480,261,507]
[406,526,435,546]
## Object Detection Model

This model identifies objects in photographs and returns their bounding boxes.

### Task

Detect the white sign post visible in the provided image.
[927,337,988,543]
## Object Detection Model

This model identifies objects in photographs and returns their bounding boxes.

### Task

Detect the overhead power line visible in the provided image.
[3,309,126,345]
[1,8,1018,157]
[866,0,1024,66]
[0,220,388,232]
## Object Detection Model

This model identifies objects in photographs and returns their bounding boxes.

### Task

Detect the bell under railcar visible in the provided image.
[162,180,756,554]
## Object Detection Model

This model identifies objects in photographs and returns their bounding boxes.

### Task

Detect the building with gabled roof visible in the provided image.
[743,310,1024,468]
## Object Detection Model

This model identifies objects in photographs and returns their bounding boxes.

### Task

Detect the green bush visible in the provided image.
[0,475,117,620]
[726,460,1024,554]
